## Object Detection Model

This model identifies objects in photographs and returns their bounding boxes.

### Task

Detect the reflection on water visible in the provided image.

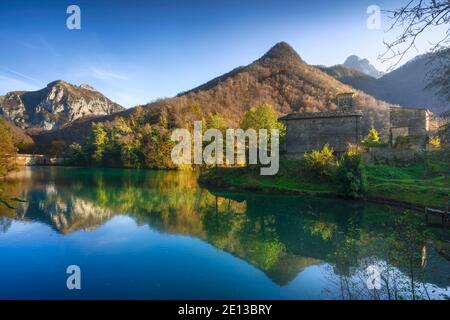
[0,167,449,299]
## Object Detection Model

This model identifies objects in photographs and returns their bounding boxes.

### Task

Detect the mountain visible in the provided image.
[0,80,124,131]
[344,55,384,78]
[368,52,449,114]
[32,42,396,149]
[170,42,393,132]
[317,64,378,89]
[321,52,450,114]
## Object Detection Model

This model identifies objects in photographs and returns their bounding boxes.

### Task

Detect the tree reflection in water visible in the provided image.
[1,167,449,299]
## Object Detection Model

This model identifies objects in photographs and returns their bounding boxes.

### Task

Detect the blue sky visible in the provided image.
[0,0,446,107]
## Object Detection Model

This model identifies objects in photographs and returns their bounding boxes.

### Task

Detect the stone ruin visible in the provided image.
[280,92,431,155]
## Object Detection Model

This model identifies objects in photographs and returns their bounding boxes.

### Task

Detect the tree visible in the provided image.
[205,113,227,132]
[380,1,449,66]
[380,1,450,100]
[241,103,285,136]
[50,140,67,157]
[91,123,109,165]
[0,118,17,177]
[142,130,175,169]
[142,116,175,169]
[119,135,142,168]
[337,149,368,198]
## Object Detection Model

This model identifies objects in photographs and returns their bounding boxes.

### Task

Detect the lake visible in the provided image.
[0,167,449,300]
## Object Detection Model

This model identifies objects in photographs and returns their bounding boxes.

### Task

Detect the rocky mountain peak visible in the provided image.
[46,80,69,88]
[344,55,384,79]
[0,81,124,131]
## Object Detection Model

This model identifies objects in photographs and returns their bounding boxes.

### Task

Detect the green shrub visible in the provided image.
[337,150,367,198]
[361,128,387,148]
[303,144,335,178]
[361,140,388,148]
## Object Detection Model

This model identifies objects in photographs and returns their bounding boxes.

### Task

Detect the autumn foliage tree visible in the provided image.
[240,103,286,136]
[141,114,175,169]
[0,118,17,177]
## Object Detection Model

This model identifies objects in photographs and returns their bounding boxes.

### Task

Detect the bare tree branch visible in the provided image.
[379,0,450,70]
[379,1,450,104]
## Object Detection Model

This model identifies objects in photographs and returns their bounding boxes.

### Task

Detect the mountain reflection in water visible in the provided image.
[0,167,449,300]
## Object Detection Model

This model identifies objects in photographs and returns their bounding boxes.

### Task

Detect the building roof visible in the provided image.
[389,106,431,113]
[279,110,363,121]
[336,92,355,96]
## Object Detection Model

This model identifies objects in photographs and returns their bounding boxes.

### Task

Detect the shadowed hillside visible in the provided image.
[0,119,35,152]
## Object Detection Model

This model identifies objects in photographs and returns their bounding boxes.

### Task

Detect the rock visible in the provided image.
[0,80,124,131]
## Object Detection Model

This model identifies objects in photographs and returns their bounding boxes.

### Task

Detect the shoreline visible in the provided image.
[198,176,424,212]
[198,167,449,214]
[5,164,449,214]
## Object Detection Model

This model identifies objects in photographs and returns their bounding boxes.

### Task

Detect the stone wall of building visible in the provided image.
[280,95,431,155]
[390,107,429,136]
[282,112,362,154]
[389,107,430,147]
[14,154,67,166]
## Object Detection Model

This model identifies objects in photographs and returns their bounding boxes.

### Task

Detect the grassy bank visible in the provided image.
[365,160,450,209]
[199,152,450,210]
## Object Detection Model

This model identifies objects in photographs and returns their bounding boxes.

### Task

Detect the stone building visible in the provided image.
[280,93,363,155]
[389,106,431,147]
[280,93,433,156]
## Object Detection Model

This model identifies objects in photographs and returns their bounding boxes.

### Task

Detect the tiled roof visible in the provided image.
[279,110,363,121]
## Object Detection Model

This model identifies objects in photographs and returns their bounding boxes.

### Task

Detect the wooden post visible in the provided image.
[445,195,449,228]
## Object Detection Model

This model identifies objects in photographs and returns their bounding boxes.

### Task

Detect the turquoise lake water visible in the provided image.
[0,167,449,299]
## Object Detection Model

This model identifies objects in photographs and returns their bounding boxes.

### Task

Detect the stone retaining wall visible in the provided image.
[363,148,421,165]
[14,154,68,166]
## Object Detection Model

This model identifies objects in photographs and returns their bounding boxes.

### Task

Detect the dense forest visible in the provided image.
[68,103,283,169]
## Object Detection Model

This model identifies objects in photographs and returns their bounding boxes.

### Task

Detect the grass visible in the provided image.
[365,155,450,209]
[200,151,450,210]
[200,159,338,196]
